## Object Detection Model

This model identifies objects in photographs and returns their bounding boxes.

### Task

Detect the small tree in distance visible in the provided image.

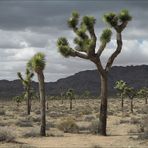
[66,89,75,110]
[124,86,137,113]
[57,10,132,135]
[138,87,148,104]
[17,68,34,115]
[114,80,127,110]
[28,52,46,136]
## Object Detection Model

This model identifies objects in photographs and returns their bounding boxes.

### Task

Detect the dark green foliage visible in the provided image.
[118,9,132,22]
[57,37,72,57]
[28,52,45,73]
[114,80,127,95]
[124,86,137,100]
[104,12,118,27]
[82,16,96,29]
[67,11,79,29]
[100,29,112,43]
[104,9,132,28]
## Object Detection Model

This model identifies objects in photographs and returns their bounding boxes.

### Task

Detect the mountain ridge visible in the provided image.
[0,65,148,99]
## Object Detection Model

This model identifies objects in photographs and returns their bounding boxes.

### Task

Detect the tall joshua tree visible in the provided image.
[114,80,127,110]
[17,68,34,115]
[28,52,46,136]
[57,10,132,135]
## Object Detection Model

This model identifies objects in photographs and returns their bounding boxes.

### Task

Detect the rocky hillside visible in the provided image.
[0,65,148,99]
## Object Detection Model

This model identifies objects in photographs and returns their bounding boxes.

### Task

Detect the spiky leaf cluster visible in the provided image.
[100,29,112,43]
[118,9,132,22]
[28,52,46,73]
[82,16,96,30]
[57,37,73,57]
[68,11,79,29]
[104,9,132,28]
[104,12,118,27]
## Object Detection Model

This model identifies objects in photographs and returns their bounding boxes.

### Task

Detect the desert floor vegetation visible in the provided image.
[0,98,148,147]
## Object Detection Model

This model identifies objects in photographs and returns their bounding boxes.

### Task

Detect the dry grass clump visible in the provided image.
[57,117,79,133]
[89,119,100,134]
[0,109,5,116]
[130,117,141,124]
[23,128,40,138]
[83,115,95,121]
[15,118,33,127]
[0,127,16,142]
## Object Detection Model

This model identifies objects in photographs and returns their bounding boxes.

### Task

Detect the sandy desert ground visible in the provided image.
[0,98,148,148]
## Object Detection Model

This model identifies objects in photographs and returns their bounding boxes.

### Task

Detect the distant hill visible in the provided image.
[0,65,148,100]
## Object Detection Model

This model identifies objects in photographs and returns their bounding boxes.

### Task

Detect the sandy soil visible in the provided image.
[0,99,148,148]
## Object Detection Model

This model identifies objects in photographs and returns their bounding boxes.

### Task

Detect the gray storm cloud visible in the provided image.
[0,0,147,81]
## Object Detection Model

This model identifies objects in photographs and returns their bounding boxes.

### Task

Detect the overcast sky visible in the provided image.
[0,0,148,82]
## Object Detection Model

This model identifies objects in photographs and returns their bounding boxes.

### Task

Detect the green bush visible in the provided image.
[57,117,79,133]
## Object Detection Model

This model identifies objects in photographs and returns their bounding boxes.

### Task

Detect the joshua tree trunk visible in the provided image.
[26,90,31,115]
[37,72,46,136]
[99,73,108,136]
[121,93,124,111]
[70,98,72,110]
[145,97,147,104]
[46,101,49,110]
[130,99,133,113]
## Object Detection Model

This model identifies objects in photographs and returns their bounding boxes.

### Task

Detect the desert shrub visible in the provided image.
[46,121,56,130]
[16,118,33,127]
[23,128,40,138]
[77,121,91,132]
[0,109,5,116]
[89,119,100,134]
[128,125,143,134]
[17,144,36,148]
[47,129,64,137]
[142,105,148,114]
[138,115,148,139]
[0,127,15,142]
[83,115,95,121]
[34,110,40,115]
[130,117,141,124]
[120,118,129,124]
[57,117,79,133]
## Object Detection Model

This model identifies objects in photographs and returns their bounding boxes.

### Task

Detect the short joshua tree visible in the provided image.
[114,80,127,110]
[138,87,148,104]
[17,68,34,115]
[57,10,132,135]
[124,86,137,113]
[28,52,46,136]
[66,89,75,110]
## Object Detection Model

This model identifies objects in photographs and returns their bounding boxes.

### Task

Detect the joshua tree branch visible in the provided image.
[71,49,89,59]
[105,32,122,72]
[97,42,107,57]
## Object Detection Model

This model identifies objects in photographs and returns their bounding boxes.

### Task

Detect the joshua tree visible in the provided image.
[124,86,137,113]
[66,89,75,110]
[138,87,148,104]
[17,68,34,115]
[60,87,65,104]
[13,94,24,107]
[57,10,132,135]
[28,52,46,136]
[114,80,127,110]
